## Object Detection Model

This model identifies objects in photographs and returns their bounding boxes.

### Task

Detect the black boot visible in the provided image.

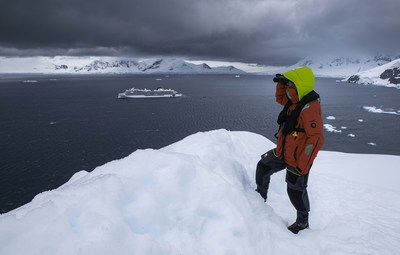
[288,221,309,234]
[288,211,309,234]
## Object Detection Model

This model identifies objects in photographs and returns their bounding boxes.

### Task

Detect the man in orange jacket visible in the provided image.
[255,66,324,234]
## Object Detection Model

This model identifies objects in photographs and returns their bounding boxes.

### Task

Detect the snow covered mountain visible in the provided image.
[346,58,400,89]
[263,54,400,87]
[0,56,245,74]
[1,129,400,255]
[282,55,399,78]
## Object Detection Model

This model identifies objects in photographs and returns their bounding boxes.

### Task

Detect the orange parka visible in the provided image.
[275,67,324,174]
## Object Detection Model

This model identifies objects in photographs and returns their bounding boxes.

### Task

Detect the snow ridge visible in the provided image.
[1,130,400,255]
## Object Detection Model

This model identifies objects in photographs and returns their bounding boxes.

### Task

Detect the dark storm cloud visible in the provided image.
[1,0,399,65]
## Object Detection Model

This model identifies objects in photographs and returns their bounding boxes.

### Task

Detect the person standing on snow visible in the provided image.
[255,66,324,234]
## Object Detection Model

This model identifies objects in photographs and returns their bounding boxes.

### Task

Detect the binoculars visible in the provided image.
[273,74,290,84]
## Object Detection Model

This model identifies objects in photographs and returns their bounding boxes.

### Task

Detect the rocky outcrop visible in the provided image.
[380,67,400,84]
[347,75,360,83]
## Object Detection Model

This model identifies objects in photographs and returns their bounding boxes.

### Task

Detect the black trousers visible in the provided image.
[255,149,310,222]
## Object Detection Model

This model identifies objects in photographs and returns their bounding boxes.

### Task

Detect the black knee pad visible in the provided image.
[286,171,308,191]
[260,149,275,165]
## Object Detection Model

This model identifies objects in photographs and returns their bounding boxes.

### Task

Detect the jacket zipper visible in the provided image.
[306,137,320,167]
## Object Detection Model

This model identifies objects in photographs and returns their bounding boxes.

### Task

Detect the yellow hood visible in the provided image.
[283,66,315,101]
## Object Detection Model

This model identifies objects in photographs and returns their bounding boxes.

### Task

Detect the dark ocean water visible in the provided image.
[1,74,400,213]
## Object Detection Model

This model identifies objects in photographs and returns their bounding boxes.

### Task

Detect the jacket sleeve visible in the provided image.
[297,101,324,173]
[275,83,288,106]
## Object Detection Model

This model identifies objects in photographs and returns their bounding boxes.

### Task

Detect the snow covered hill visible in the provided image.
[282,55,399,78]
[264,54,400,87]
[0,56,245,74]
[346,58,400,89]
[1,129,399,255]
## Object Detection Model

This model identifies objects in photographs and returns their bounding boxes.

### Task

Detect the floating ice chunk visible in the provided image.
[348,134,355,137]
[368,142,377,146]
[358,119,364,122]
[341,126,347,129]
[326,116,336,120]
[362,106,400,115]
[324,124,342,133]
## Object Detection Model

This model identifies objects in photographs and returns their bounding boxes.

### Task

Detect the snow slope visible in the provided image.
[1,129,400,255]
[0,56,245,74]
[346,59,400,89]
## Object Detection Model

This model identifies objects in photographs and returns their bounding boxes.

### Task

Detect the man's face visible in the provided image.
[285,82,298,102]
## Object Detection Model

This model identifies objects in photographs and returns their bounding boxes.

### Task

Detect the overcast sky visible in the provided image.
[0,0,399,65]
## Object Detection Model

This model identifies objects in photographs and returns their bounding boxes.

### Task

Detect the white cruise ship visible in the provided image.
[118,87,182,99]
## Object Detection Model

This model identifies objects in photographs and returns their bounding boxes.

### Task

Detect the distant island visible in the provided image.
[0,57,245,75]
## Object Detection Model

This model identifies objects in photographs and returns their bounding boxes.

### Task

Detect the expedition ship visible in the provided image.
[118,87,182,99]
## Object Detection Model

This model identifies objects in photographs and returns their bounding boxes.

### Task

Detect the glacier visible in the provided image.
[1,129,400,255]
